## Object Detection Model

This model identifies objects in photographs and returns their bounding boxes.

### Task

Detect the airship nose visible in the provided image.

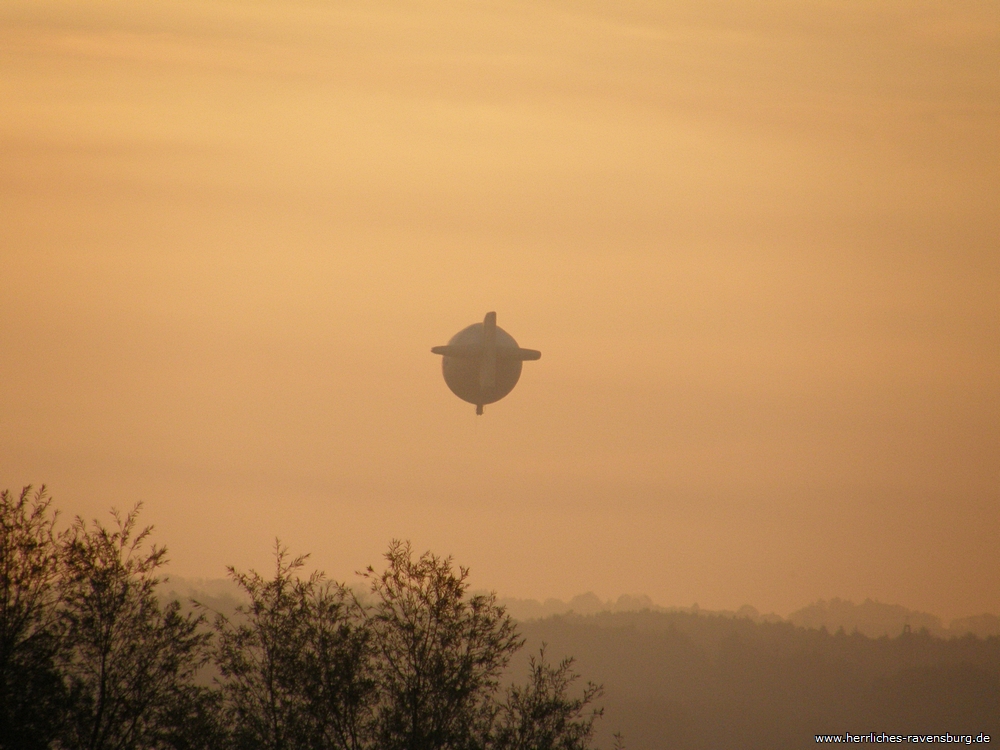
[431,312,540,414]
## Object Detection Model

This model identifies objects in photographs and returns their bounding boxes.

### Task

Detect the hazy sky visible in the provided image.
[2,0,997,620]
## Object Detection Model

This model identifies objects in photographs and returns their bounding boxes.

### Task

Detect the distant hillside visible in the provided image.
[785,598,1000,639]
[164,580,1000,748]
[171,579,1000,639]
[498,593,1000,638]
[787,598,945,637]
[516,610,1000,750]
[495,593,785,624]
[168,577,1000,641]
[951,613,1000,639]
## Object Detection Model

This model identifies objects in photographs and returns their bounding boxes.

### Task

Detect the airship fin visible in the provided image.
[508,348,541,361]
[433,345,540,361]
[432,345,475,357]
[479,311,497,391]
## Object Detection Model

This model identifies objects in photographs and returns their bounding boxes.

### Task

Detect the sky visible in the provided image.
[2,0,997,621]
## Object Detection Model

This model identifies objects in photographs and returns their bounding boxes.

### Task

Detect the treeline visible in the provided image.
[0,487,606,750]
[785,598,1000,639]
[498,595,1000,640]
[518,610,1000,750]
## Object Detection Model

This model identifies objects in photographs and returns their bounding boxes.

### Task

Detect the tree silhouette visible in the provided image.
[491,648,604,750]
[212,539,609,750]
[1,488,611,749]
[58,505,214,750]
[211,543,374,750]
[362,540,523,750]
[0,486,68,750]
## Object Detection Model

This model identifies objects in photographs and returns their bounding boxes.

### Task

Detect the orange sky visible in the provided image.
[2,0,997,620]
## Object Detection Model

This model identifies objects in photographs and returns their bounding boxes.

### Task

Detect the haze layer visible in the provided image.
[2,0,997,619]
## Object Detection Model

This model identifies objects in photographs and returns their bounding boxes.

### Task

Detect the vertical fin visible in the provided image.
[479,311,497,391]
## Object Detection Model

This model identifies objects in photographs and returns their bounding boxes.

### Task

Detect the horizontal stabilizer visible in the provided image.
[432,345,541,361]
[431,345,480,358]
[512,348,541,361]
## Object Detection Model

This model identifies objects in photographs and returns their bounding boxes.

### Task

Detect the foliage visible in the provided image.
[1,488,611,750]
[58,504,215,750]
[491,648,604,750]
[214,539,609,750]
[0,486,67,750]
[211,543,373,750]
[362,540,524,750]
